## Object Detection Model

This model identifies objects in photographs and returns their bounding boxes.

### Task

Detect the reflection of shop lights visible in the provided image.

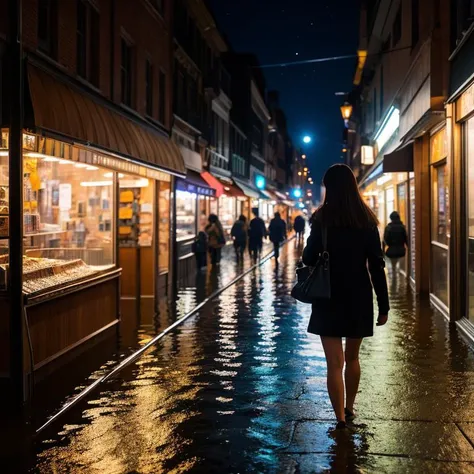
[80,180,113,187]
[0,151,8,156]
[75,163,88,168]
[119,178,149,188]
[59,159,72,165]
[104,172,125,178]
[43,157,60,162]
[376,174,392,186]
[25,152,49,159]
[86,166,99,170]
[374,106,400,151]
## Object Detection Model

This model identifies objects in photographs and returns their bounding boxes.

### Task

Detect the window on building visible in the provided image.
[76,1,100,87]
[412,0,420,47]
[121,38,133,107]
[145,60,154,116]
[38,0,58,58]
[392,6,402,46]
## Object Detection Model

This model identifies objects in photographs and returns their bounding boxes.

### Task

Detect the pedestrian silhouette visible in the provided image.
[293,214,306,245]
[248,208,267,261]
[383,211,408,276]
[231,215,248,261]
[269,212,287,264]
[302,164,389,431]
[205,214,225,266]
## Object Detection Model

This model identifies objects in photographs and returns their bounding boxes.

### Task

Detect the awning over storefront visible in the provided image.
[179,146,202,173]
[201,171,225,197]
[400,110,445,143]
[27,63,186,176]
[273,190,288,201]
[383,141,414,173]
[219,180,245,199]
[233,179,260,199]
[176,170,216,197]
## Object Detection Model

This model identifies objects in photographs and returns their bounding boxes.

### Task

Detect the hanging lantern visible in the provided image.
[340,101,353,121]
[361,145,374,165]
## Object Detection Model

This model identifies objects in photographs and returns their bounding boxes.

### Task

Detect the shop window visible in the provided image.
[0,145,8,276]
[38,0,58,58]
[176,190,196,241]
[121,38,134,107]
[119,174,154,248]
[145,60,154,117]
[21,151,114,295]
[158,181,170,272]
[466,118,474,321]
[76,0,100,87]
[159,70,166,124]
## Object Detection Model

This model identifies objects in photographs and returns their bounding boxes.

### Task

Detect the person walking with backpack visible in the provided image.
[269,212,287,263]
[231,215,248,260]
[383,211,408,275]
[205,214,226,266]
[302,164,389,431]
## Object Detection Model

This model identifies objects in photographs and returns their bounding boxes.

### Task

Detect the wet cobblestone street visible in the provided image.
[29,241,474,473]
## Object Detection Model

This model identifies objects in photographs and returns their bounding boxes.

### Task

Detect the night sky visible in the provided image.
[208,0,360,190]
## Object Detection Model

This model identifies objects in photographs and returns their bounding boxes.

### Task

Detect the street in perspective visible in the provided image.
[2,0,474,473]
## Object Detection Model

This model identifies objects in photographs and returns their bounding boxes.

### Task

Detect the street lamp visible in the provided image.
[303,135,312,144]
[340,101,353,122]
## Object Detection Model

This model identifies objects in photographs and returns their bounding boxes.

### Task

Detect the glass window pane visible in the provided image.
[0,149,9,289]
[176,190,196,240]
[22,153,114,294]
[431,244,448,306]
[467,118,474,321]
[158,181,170,272]
[119,174,153,248]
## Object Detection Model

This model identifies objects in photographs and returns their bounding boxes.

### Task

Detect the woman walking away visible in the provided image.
[383,211,408,275]
[302,164,389,431]
[231,215,248,260]
[205,214,225,266]
[269,212,287,263]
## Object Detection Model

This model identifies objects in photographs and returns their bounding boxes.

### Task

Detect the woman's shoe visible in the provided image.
[345,408,355,421]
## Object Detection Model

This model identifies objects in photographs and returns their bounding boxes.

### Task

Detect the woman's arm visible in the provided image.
[367,227,390,315]
[302,220,323,266]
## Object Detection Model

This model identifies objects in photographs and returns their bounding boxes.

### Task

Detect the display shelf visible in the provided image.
[24,230,68,238]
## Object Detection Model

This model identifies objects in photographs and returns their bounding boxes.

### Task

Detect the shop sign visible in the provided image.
[361,145,374,165]
[374,107,400,152]
[176,179,215,197]
[457,81,474,122]
[0,131,37,151]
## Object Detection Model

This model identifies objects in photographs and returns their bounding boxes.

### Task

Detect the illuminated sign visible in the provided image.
[374,106,400,152]
[255,175,266,190]
[361,145,374,165]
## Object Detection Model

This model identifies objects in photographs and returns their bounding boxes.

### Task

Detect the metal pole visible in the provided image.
[170,176,178,298]
[8,0,25,407]
[154,180,160,315]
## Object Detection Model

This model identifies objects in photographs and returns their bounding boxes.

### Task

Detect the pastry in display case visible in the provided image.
[0,255,112,294]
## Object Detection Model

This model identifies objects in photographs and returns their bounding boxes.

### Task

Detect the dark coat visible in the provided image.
[269,217,287,243]
[248,217,267,249]
[231,220,248,245]
[302,220,390,338]
[384,220,408,259]
[294,215,306,233]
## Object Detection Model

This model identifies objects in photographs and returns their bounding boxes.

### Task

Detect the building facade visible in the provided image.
[349,0,474,344]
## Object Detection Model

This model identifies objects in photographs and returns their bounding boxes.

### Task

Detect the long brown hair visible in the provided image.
[311,164,378,228]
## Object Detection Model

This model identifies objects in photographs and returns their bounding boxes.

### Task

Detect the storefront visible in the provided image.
[447,75,474,336]
[1,62,185,388]
[175,171,216,258]
[233,178,260,221]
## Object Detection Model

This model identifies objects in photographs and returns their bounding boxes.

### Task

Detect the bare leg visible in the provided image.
[321,336,345,422]
[344,338,363,413]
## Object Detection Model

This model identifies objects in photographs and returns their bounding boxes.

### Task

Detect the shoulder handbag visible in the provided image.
[291,226,331,303]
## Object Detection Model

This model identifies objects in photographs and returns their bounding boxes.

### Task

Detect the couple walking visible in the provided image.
[232,209,287,262]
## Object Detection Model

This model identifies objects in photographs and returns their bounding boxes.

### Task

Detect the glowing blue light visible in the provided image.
[293,189,302,198]
[303,135,312,144]
[255,175,266,190]
[298,202,305,209]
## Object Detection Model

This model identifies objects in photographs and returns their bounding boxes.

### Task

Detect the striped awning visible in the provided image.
[27,63,185,176]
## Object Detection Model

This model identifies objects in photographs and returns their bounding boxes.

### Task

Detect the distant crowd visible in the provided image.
[192,209,307,269]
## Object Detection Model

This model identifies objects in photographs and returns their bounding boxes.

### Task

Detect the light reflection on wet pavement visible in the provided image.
[33,242,474,473]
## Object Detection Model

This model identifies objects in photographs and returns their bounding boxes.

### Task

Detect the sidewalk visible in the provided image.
[29,241,474,473]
